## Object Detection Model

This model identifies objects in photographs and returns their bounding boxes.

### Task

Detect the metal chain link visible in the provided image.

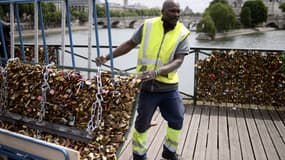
[87,65,104,136]
[38,63,54,122]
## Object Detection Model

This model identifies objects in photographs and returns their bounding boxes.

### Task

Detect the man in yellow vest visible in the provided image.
[96,0,190,159]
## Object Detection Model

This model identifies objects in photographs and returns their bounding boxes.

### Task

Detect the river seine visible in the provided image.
[23,28,285,95]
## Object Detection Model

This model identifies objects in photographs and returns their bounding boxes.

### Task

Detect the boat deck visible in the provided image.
[118,104,285,160]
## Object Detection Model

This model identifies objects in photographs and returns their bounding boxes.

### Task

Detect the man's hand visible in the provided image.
[138,70,157,81]
[95,55,108,65]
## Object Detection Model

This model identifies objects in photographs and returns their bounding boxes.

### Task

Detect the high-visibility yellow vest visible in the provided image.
[136,17,190,84]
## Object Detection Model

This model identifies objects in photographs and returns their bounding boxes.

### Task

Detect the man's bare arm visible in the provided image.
[158,54,185,76]
[96,39,137,64]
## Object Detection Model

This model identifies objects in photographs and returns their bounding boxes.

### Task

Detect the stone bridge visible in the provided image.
[266,15,285,29]
[96,15,201,30]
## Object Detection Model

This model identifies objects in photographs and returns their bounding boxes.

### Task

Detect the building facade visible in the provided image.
[228,0,285,16]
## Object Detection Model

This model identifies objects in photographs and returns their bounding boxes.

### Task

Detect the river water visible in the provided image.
[22,29,285,95]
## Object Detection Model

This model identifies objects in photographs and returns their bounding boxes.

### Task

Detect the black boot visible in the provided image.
[162,146,183,160]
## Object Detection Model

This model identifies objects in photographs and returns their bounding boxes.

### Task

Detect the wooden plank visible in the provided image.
[218,107,230,160]
[252,109,279,160]
[244,109,267,160]
[268,109,285,144]
[178,105,195,155]
[147,119,167,160]
[155,105,195,160]
[193,106,210,160]
[181,106,202,160]
[206,107,218,160]
[118,110,162,160]
[228,108,242,160]
[0,129,79,160]
[260,109,285,160]
[235,108,255,160]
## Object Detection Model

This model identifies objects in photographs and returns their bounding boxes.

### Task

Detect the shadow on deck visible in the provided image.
[118,104,285,160]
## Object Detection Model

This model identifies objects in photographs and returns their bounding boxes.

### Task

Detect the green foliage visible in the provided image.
[71,10,88,24]
[279,3,285,12]
[41,3,61,26]
[95,5,160,17]
[241,0,267,27]
[41,2,56,13]
[197,13,216,39]
[0,5,10,19]
[240,7,252,28]
[0,6,5,18]
[78,12,88,24]
[18,3,34,17]
[206,2,236,32]
[96,5,106,17]
[109,8,160,17]
[0,3,61,26]
[209,0,228,6]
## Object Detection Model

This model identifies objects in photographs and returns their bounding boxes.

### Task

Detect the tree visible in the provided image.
[96,5,106,17]
[209,0,228,6]
[196,13,216,39]
[41,2,61,26]
[240,0,267,27]
[240,7,252,27]
[279,3,285,12]
[0,6,5,18]
[206,2,236,32]
[18,3,34,17]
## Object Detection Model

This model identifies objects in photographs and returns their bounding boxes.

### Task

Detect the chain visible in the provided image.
[0,67,7,112]
[86,65,104,136]
[38,63,54,122]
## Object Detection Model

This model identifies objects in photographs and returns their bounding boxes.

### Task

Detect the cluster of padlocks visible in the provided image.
[14,46,57,63]
[197,50,285,107]
[0,55,141,159]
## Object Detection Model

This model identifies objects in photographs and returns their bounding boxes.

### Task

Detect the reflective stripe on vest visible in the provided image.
[136,17,190,84]
[164,127,181,152]
[132,129,148,156]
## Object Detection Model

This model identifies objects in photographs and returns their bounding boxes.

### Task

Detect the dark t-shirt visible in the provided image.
[131,23,191,92]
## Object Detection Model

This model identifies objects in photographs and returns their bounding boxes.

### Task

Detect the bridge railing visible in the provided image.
[11,44,285,108]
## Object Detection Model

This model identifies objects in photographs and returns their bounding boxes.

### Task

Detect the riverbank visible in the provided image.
[196,27,277,40]
[14,25,89,39]
[215,27,277,39]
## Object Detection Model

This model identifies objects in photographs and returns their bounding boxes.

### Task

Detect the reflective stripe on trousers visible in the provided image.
[133,128,148,156]
[164,127,181,152]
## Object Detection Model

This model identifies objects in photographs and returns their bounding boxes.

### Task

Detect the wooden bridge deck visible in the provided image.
[118,104,285,160]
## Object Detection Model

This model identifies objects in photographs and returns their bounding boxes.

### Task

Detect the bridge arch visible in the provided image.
[97,21,105,28]
[266,22,279,28]
[129,20,137,28]
[111,21,120,28]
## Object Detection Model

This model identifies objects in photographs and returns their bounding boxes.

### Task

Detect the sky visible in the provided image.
[107,0,212,13]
